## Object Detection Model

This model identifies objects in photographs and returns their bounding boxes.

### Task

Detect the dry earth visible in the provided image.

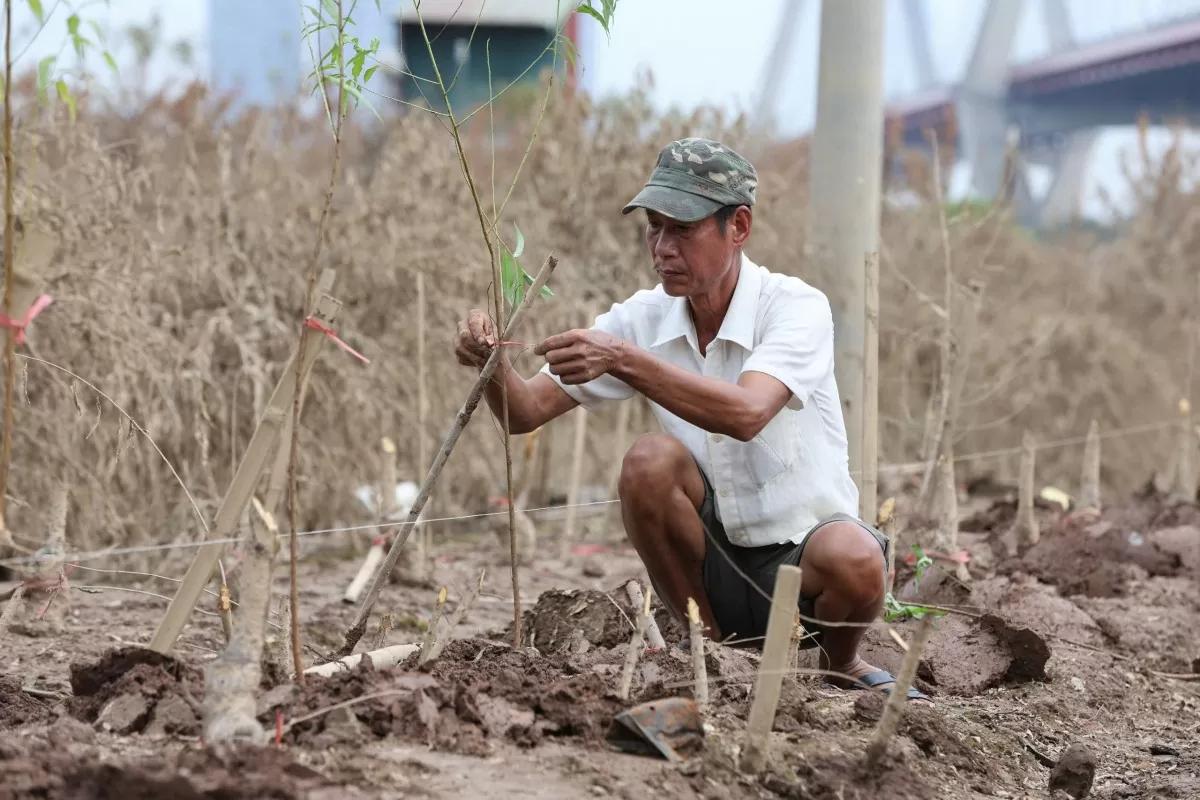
[1,490,1198,800]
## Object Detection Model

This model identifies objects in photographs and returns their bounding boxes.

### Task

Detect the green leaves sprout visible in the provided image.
[882,544,948,623]
[302,0,383,122]
[20,1,118,123]
[500,224,554,308]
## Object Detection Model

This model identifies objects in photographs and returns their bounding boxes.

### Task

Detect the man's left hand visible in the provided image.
[535,329,626,385]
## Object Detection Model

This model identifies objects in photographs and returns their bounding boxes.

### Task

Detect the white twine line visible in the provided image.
[0,418,1181,570]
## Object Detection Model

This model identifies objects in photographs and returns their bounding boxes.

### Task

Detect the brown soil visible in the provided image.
[1,497,1198,799]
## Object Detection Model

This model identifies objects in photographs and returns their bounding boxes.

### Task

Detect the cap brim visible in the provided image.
[621,185,722,223]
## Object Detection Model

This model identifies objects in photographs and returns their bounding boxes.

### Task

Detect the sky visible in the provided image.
[9,0,1200,220]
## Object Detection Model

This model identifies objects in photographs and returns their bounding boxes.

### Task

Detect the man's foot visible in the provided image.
[823,656,932,703]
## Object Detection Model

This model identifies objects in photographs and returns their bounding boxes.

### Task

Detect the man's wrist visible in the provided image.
[611,339,637,383]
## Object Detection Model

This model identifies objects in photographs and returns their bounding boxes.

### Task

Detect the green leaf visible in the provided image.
[320,0,338,20]
[36,55,55,101]
[103,50,119,75]
[363,65,378,84]
[576,4,606,29]
[500,250,522,308]
[56,79,76,122]
[66,13,80,36]
[512,224,525,259]
[27,0,45,25]
[87,19,106,44]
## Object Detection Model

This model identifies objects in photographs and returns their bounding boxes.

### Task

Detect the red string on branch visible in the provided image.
[0,294,53,345]
[303,316,369,364]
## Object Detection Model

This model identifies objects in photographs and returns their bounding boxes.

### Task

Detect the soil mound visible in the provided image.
[67,646,203,736]
[0,674,54,730]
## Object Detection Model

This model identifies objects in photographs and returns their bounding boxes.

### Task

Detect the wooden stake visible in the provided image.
[861,251,880,522]
[1079,419,1101,512]
[936,451,970,582]
[878,496,897,595]
[618,582,653,700]
[203,498,278,744]
[742,565,803,773]
[687,598,708,713]
[560,405,589,561]
[1175,399,1196,502]
[416,271,431,574]
[1014,430,1039,551]
[865,615,933,767]
[338,256,557,656]
[605,400,633,527]
[150,272,337,654]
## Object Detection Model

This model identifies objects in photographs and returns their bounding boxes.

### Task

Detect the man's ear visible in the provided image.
[730,206,753,247]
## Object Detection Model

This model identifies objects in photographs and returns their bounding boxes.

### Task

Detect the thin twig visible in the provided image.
[287,0,349,687]
[0,0,15,525]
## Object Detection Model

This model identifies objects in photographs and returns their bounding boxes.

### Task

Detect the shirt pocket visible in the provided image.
[737,412,797,489]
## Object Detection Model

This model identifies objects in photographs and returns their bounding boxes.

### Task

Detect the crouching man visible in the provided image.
[452,138,927,701]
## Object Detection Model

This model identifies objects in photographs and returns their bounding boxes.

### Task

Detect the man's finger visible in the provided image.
[534,330,579,356]
[542,344,582,366]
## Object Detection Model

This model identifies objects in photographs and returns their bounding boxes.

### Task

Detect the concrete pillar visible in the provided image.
[808,0,887,490]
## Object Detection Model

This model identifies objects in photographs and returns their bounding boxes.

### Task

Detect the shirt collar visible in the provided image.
[652,254,761,352]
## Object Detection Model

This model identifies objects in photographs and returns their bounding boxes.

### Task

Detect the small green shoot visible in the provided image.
[500,224,554,309]
[882,544,947,623]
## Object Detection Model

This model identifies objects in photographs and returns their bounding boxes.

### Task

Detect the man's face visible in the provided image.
[643,207,752,297]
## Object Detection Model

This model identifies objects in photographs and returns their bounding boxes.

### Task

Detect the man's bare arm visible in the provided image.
[537,330,791,442]
[455,308,577,434]
[482,358,578,434]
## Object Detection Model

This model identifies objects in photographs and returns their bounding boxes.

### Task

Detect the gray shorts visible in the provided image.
[690,466,888,649]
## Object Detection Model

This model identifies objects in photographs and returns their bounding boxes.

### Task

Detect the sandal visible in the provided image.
[828,669,931,701]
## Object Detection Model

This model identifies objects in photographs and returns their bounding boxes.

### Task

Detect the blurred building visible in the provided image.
[393,0,581,117]
[207,0,580,116]
[207,0,400,111]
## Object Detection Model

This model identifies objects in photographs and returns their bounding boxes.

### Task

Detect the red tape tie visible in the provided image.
[303,317,370,364]
[0,294,53,345]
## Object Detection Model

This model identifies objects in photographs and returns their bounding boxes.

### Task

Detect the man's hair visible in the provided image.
[713,204,745,236]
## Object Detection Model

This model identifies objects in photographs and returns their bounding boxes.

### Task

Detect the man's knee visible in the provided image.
[618,433,690,504]
[804,522,886,601]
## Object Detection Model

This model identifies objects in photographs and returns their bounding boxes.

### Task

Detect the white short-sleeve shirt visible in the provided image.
[539,254,859,548]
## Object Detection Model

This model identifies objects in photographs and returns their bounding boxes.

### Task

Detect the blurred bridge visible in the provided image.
[884,0,1200,227]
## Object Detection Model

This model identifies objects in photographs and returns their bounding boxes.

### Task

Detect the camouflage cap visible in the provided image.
[622,138,758,223]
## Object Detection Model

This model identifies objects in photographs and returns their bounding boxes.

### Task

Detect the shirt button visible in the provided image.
[720,488,730,498]
[712,434,723,443]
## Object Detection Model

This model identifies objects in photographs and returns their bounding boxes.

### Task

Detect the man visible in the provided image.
[454,138,926,700]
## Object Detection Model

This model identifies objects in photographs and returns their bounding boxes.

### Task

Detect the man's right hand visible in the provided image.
[454,308,498,369]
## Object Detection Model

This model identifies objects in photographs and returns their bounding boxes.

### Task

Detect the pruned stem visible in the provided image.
[618,583,652,700]
[742,565,803,773]
[1015,430,1039,551]
[0,0,15,525]
[426,569,486,662]
[624,579,665,650]
[687,598,708,713]
[1079,419,1101,512]
[865,615,933,767]
[286,0,349,687]
[338,256,557,657]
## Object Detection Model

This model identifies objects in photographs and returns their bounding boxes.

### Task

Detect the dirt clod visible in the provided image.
[1050,742,1097,799]
[0,674,53,730]
[67,646,203,736]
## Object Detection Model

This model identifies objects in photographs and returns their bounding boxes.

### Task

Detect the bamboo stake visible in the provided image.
[338,255,557,656]
[560,406,589,561]
[878,496,897,596]
[1014,430,1039,551]
[203,498,278,744]
[150,273,337,654]
[1175,399,1195,502]
[624,579,666,650]
[1079,419,1101,513]
[861,251,880,522]
[687,598,708,713]
[865,615,933,767]
[618,583,652,700]
[0,0,15,529]
[742,565,803,773]
[416,272,431,575]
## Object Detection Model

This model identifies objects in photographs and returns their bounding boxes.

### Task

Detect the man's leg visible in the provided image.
[794,519,897,691]
[617,433,722,638]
